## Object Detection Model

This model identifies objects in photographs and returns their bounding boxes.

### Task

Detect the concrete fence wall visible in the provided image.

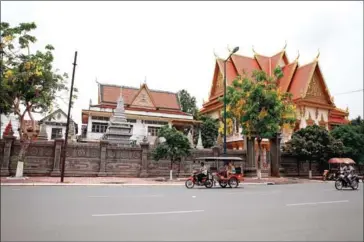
[0,136,321,178]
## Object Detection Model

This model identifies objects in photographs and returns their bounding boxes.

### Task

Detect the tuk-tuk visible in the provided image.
[190,157,245,188]
[323,158,356,181]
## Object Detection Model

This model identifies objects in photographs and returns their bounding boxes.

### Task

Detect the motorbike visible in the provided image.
[334,171,360,190]
[185,171,214,189]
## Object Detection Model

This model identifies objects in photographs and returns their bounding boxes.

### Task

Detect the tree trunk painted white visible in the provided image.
[257,169,262,180]
[169,170,173,181]
[309,170,312,179]
[256,139,262,179]
[15,161,24,178]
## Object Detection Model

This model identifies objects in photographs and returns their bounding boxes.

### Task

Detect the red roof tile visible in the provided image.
[289,62,317,100]
[254,54,270,75]
[270,51,284,71]
[216,59,238,85]
[329,116,349,124]
[278,62,297,92]
[230,54,260,77]
[99,84,181,110]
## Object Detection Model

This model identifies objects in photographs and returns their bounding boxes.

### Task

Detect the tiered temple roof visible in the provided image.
[200,46,349,124]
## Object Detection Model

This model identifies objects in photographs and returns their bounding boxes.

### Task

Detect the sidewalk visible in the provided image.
[0,176,324,186]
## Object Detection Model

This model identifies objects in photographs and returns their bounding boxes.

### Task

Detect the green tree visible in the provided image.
[199,115,218,148]
[285,125,345,177]
[177,89,198,117]
[1,22,77,176]
[222,67,296,178]
[350,116,364,126]
[331,123,364,165]
[152,125,191,178]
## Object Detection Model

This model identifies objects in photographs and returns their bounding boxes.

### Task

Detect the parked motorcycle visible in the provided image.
[185,171,214,189]
[335,171,360,190]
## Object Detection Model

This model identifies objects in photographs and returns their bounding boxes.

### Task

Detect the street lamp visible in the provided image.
[223,46,239,156]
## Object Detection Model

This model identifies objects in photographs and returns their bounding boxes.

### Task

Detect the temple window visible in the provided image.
[92,116,109,121]
[148,126,161,136]
[92,122,108,133]
[51,128,62,140]
[127,119,137,123]
[144,120,168,125]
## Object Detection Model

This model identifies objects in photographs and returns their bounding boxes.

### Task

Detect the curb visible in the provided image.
[0,182,275,187]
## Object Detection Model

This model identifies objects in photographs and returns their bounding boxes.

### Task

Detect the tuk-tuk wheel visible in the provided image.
[228,177,239,188]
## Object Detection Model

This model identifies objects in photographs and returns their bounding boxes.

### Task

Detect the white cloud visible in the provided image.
[1,1,363,128]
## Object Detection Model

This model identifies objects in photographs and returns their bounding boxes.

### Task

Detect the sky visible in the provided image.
[1,1,363,129]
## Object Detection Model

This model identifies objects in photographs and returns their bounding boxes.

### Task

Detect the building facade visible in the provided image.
[38,109,78,140]
[200,46,349,150]
[81,83,199,144]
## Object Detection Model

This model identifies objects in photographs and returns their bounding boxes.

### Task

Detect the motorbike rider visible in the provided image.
[342,162,355,185]
[197,162,208,183]
[227,162,236,177]
[346,162,355,184]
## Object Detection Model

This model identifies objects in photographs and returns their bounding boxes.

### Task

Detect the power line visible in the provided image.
[333,89,363,96]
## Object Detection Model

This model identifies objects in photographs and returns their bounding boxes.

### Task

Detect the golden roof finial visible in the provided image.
[295,50,300,62]
[227,45,232,52]
[315,49,320,60]
[213,49,219,59]
[252,45,257,55]
[283,40,287,51]
[346,106,349,113]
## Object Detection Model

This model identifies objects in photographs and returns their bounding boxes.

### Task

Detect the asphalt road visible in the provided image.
[1,182,363,241]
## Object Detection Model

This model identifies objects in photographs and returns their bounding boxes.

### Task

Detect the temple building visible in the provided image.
[200,45,349,150]
[80,82,199,144]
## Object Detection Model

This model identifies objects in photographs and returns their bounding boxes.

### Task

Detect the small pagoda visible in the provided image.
[102,91,132,145]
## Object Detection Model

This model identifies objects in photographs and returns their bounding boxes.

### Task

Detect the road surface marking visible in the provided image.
[92,210,204,217]
[286,200,349,207]
[88,195,163,198]
[227,191,281,195]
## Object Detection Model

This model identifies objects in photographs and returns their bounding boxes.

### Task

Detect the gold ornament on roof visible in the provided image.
[227,45,232,52]
[252,45,257,55]
[295,50,300,62]
[315,49,320,60]
[346,106,349,112]
[213,49,219,59]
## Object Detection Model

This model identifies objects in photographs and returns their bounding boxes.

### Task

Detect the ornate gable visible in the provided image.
[214,71,224,95]
[304,70,331,105]
[209,62,224,99]
[130,86,155,108]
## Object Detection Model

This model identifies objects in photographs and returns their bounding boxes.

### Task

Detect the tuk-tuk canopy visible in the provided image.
[328,158,355,164]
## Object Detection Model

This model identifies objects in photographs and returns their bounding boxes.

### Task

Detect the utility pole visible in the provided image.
[60,51,78,183]
[223,46,239,156]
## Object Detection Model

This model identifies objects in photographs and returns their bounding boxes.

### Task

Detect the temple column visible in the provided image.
[140,137,150,178]
[50,138,63,176]
[98,140,109,177]
[1,135,15,176]
[246,136,256,169]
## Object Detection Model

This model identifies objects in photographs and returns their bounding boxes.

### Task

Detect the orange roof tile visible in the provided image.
[230,54,260,77]
[270,51,284,71]
[289,62,317,100]
[278,62,298,92]
[254,54,270,75]
[99,84,181,110]
[216,59,238,85]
